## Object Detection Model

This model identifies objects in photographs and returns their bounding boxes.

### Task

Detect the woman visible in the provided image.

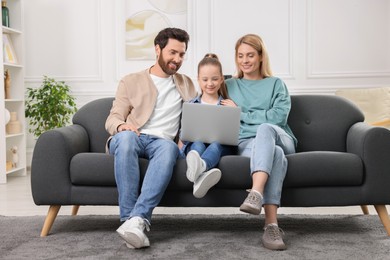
[222,34,297,250]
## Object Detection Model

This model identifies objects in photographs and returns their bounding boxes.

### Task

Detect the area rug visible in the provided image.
[1,214,389,259]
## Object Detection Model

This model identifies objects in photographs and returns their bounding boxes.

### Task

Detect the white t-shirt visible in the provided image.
[140,75,182,140]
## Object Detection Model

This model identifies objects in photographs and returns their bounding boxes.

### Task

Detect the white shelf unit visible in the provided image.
[1,0,25,183]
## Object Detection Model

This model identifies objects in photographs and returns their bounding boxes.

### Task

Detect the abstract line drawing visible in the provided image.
[125,0,187,60]
[126,10,170,60]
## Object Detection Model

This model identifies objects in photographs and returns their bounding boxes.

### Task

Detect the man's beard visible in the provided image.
[158,53,181,75]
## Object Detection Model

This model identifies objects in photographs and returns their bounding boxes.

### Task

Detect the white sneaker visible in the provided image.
[116,216,150,249]
[186,150,206,182]
[193,168,221,198]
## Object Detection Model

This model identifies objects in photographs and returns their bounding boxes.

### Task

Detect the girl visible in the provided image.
[180,53,235,198]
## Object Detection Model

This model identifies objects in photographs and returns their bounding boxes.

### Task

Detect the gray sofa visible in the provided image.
[31,95,390,237]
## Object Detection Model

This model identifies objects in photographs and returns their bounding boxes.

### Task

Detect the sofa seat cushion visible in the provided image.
[70,151,363,190]
[70,154,253,189]
[284,151,363,188]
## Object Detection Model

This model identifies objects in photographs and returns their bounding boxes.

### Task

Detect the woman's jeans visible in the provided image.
[109,131,179,223]
[238,123,296,206]
[180,141,235,171]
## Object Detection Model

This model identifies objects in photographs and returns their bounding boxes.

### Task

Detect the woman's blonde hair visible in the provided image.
[234,34,273,78]
[198,53,229,99]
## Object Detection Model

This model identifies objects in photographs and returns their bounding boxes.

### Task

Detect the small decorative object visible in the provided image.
[5,108,10,124]
[2,0,9,27]
[6,161,12,171]
[10,146,18,168]
[25,76,78,138]
[6,111,21,134]
[4,69,11,99]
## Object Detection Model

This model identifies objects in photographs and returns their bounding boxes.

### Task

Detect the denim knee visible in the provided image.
[110,131,139,155]
[208,141,222,150]
[256,123,275,137]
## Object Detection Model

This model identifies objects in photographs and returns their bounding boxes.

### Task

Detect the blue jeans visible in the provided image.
[238,123,295,206]
[180,141,235,170]
[109,131,179,223]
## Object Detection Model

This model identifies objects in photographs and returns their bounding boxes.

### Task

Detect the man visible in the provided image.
[105,28,197,249]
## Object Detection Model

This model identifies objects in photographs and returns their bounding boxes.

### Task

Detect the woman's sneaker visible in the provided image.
[239,189,263,215]
[262,224,287,250]
[186,150,206,182]
[193,168,221,198]
[116,216,150,249]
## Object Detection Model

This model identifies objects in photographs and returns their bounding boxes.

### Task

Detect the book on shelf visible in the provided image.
[2,33,17,64]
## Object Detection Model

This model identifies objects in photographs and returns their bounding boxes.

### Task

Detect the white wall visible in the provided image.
[24,0,390,164]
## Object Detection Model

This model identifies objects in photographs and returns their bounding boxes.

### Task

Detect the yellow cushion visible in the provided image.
[335,87,390,124]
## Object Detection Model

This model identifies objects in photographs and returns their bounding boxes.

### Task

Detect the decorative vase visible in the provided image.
[2,0,9,27]
[6,111,21,134]
[5,108,10,124]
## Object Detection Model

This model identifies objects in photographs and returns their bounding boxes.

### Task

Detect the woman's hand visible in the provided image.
[221,99,237,107]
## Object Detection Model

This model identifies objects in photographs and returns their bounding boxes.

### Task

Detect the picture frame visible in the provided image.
[115,0,195,80]
[3,33,18,64]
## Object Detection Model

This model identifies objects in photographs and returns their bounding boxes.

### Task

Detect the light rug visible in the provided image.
[1,214,389,259]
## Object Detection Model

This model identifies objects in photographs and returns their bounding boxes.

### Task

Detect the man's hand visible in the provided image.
[118,124,140,136]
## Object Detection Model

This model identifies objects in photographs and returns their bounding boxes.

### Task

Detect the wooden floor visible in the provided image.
[0,173,386,217]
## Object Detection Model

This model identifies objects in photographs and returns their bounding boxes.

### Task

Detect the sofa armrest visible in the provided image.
[347,122,390,202]
[31,125,89,205]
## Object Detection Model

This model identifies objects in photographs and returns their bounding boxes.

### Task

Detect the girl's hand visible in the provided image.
[221,99,237,107]
[177,139,184,149]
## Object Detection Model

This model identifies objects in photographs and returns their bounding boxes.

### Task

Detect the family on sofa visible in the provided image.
[31,27,390,252]
[106,27,296,250]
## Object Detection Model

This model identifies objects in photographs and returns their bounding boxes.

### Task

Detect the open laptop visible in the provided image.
[180,102,241,146]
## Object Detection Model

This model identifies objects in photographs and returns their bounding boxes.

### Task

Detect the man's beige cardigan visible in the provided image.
[105,69,197,146]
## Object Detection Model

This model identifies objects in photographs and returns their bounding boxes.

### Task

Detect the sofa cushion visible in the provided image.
[288,95,364,153]
[284,151,363,188]
[70,151,363,190]
[336,87,390,124]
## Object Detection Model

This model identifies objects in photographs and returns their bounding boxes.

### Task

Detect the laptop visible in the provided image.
[180,102,241,146]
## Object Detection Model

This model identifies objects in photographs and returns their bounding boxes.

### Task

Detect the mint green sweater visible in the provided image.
[226,76,297,146]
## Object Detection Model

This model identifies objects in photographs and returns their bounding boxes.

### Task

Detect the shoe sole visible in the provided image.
[117,229,149,249]
[262,240,287,250]
[193,169,221,198]
[239,203,261,215]
[125,242,135,249]
[186,151,202,182]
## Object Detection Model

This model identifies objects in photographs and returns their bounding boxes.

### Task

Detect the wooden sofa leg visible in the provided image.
[40,205,61,237]
[361,205,369,215]
[72,205,80,216]
[374,205,390,236]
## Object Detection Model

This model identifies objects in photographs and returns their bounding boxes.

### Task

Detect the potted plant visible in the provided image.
[25,76,78,138]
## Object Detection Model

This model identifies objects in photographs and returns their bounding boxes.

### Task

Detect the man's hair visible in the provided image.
[154,27,190,51]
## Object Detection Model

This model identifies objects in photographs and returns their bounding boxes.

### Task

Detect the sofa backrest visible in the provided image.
[288,95,364,153]
[73,97,114,153]
[72,95,364,154]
